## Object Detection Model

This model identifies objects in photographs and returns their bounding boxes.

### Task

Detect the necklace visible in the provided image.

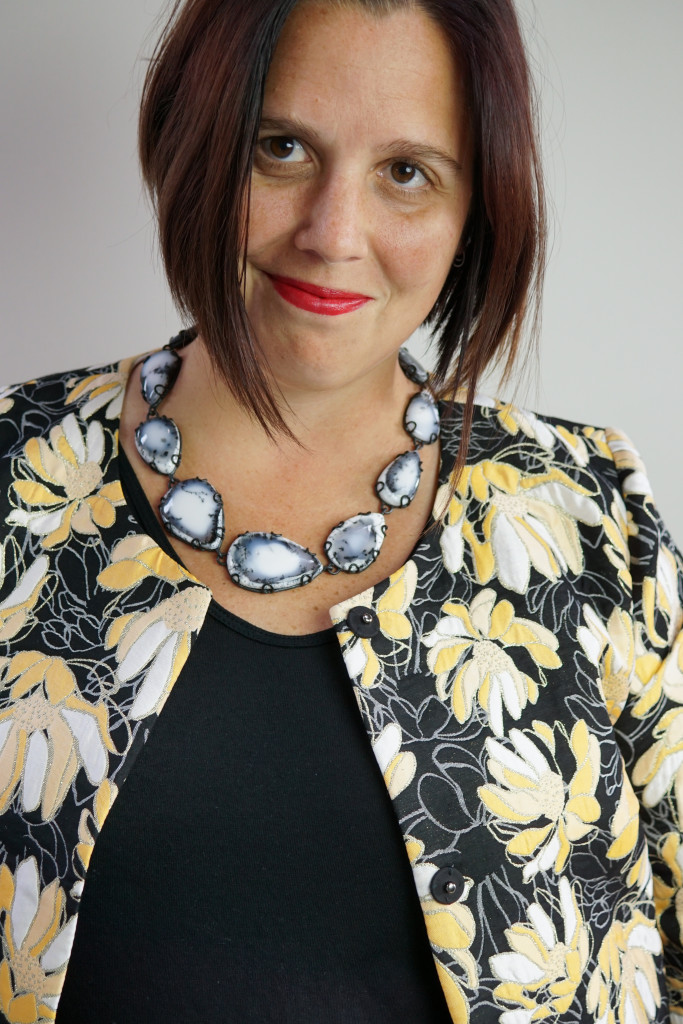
[133,329,440,594]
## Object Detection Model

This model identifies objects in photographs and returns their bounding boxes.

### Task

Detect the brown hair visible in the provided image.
[139,0,545,468]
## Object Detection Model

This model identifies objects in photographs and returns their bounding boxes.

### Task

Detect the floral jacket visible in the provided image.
[0,357,682,1024]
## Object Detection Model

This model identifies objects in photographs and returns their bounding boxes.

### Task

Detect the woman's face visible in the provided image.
[245,1,471,393]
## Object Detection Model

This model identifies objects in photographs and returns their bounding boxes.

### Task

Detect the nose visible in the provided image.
[293,172,369,264]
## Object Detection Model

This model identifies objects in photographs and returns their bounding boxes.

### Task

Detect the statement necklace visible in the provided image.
[134,330,440,594]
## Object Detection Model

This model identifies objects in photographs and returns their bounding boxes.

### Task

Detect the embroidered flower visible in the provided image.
[66,358,135,420]
[406,836,477,1022]
[97,533,196,590]
[479,720,601,880]
[586,910,662,1024]
[653,833,683,940]
[632,708,683,827]
[496,402,590,467]
[439,461,602,593]
[333,560,417,689]
[606,775,652,890]
[0,857,77,1023]
[605,428,653,497]
[98,534,210,720]
[104,587,209,720]
[72,779,118,899]
[7,414,123,548]
[372,723,416,799]
[490,876,590,1020]
[0,385,20,418]
[602,490,635,590]
[422,588,560,736]
[0,652,115,820]
[0,543,50,642]
[577,604,635,723]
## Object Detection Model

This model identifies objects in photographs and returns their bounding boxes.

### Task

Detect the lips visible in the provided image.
[267,274,372,316]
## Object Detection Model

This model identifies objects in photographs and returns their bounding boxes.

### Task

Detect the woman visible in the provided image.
[0,0,681,1021]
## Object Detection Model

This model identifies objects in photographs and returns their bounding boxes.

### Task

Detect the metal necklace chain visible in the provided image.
[134,329,440,594]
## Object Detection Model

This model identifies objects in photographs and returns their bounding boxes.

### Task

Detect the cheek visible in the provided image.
[247,182,299,255]
[376,213,461,302]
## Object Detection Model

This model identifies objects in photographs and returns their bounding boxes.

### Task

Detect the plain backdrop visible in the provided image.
[1,1,682,537]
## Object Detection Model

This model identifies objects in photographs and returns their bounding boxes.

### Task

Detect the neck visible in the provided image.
[171,337,418,461]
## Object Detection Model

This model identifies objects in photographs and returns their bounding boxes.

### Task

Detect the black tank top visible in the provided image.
[55,447,452,1023]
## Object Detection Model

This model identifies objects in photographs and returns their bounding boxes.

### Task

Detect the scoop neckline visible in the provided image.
[116,443,339,647]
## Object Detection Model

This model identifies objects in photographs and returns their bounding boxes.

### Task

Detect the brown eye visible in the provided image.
[390,161,428,189]
[263,137,306,162]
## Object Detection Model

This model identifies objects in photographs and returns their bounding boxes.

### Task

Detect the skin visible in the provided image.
[120,1,472,634]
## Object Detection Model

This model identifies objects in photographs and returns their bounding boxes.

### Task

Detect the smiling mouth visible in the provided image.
[266,274,372,315]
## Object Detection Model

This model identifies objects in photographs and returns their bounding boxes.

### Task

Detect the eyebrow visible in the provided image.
[258,115,464,176]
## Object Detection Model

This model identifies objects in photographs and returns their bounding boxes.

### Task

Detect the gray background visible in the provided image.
[1,1,682,537]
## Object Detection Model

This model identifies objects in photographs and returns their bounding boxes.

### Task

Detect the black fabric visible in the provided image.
[55,447,453,1024]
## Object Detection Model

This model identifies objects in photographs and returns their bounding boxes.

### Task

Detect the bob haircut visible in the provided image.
[139,0,545,469]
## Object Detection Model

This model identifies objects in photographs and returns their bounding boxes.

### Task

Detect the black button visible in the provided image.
[346,606,380,638]
[430,866,466,905]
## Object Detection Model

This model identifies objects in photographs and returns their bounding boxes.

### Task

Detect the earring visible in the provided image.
[453,250,466,269]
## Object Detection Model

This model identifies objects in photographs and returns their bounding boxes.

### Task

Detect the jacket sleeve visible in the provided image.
[606,428,683,1019]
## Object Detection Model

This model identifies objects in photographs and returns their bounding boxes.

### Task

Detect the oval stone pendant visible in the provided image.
[226,533,323,593]
[398,347,429,385]
[159,478,224,551]
[376,450,422,507]
[134,416,182,477]
[140,349,182,408]
[404,390,440,445]
[325,513,387,573]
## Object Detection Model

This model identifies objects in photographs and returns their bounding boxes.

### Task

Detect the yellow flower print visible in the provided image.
[105,587,210,720]
[405,836,477,1022]
[0,543,50,642]
[0,652,115,821]
[606,775,652,890]
[444,461,602,593]
[496,402,591,467]
[433,485,466,574]
[582,426,614,462]
[97,533,198,590]
[0,856,77,1023]
[586,910,662,1024]
[653,833,683,940]
[422,589,561,736]
[605,428,653,498]
[372,723,416,799]
[632,708,683,826]
[0,385,20,418]
[332,561,417,689]
[642,544,683,651]
[479,720,601,880]
[72,779,118,899]
[8,413,124,548]
[601,490,636,590]
[66,358,135,420]
[490,877,590,1020]
[577,604,635,724]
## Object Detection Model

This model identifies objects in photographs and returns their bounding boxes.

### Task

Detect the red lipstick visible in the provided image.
[267,274,372,315]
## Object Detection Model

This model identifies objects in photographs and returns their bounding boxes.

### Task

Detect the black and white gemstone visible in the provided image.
[404,390,440,445]
[134,416,182,477]
[159,478,224,551]
[376,450,422,507]
[226,533,323,593]
[398,347,429,385]
[140,349,182,408]
[325,513,387,573]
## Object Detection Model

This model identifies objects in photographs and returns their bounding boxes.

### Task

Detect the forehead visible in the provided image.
[263,2,466,153]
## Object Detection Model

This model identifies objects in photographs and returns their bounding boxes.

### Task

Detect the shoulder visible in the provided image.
[0,357,136,459]
[438,392,643,499]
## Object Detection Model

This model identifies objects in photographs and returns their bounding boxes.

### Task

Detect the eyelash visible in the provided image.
[256,136,433,195]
